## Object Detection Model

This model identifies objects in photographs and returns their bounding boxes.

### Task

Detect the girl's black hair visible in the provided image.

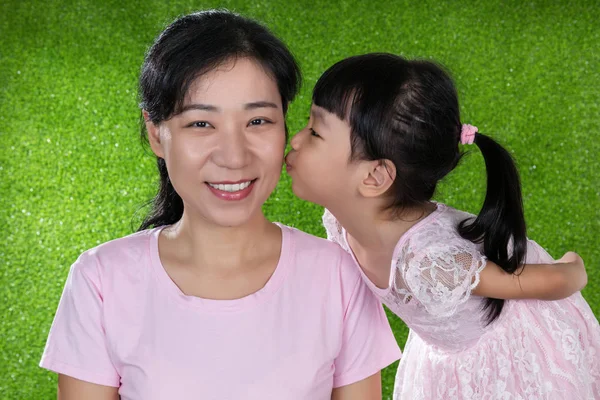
[138,10,301,230]
[313,53,526,324]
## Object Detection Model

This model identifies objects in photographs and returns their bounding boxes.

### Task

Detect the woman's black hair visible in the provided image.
[313,53,526,324]
[138,9,301,230]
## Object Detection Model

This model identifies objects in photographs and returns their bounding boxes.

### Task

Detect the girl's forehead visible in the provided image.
[311,104,346,128]
[310,104,333,119]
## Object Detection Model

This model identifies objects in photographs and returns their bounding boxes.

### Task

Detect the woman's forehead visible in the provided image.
[184,58,281,106]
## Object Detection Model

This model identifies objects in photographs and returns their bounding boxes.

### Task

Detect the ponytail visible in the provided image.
[138,157,184,231]
[458,132,527,324]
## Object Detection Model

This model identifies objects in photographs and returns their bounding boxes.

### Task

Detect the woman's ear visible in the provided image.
[358,159,396,198]
[143,110,165,159]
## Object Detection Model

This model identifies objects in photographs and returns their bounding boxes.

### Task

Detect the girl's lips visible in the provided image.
[284,154,294,172]
[206,179,256,201]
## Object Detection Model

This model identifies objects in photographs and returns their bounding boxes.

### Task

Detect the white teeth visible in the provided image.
[208,181,252,192]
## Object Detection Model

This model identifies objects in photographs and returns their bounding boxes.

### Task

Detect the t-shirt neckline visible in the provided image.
[149,222,291,313]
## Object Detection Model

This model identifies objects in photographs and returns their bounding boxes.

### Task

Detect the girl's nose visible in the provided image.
[290,128,306,150]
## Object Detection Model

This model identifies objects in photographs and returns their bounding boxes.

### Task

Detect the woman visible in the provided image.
[39,10,400,400]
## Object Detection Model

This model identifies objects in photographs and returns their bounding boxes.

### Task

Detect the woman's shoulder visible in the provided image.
[73,227,158,278]
[278,223,358,273]
[280,223,348,254]
[87,227,155,258]
[277,224,367,307]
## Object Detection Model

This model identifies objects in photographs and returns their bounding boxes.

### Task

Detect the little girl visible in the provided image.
[285,53,600,399]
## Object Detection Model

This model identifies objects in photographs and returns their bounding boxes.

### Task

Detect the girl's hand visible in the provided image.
[557,251,583,266]
[555,251,588,293]
[473,252,587,301]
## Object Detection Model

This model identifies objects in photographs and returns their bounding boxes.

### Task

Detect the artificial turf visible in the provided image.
[0,0,598,398]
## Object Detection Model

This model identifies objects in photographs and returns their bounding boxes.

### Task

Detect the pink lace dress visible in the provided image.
[323,203,600,399]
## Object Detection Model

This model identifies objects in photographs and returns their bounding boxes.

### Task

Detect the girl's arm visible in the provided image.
[58,375,119,400]
[331,371,382,400]
[473,252,587,300]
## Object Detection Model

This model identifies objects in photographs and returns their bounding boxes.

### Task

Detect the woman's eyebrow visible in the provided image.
[179,101,279,113]
[244,101,279,110]
[180,103,219,112]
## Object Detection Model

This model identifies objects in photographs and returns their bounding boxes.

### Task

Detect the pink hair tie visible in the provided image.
[460,124,478,145]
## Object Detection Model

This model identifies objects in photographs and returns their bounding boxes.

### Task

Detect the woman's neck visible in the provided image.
[163,208,279,274]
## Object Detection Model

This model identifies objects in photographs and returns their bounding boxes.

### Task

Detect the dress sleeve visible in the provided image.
[333,253,401,388]
[39,251,120,387]
[524,239,555,263]
[401,240,487,318]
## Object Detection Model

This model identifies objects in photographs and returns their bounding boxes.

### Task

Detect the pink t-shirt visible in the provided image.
[40,224,400,399]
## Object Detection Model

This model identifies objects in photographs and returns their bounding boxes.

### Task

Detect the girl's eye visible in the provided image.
[249,118,270,126]
[310,128,320,138]
[188,121,212,128]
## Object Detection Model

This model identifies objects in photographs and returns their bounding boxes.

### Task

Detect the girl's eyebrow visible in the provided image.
[311,108,329,128]
[179,101,279,114]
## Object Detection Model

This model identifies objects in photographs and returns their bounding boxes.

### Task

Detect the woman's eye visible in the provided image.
[189,121,212,128]
[249,118,270,126]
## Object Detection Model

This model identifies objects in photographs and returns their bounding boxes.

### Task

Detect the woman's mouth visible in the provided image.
[206,179,257,201]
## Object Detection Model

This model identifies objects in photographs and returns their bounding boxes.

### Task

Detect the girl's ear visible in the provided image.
[358,159,396,198]
[144,111,165,159]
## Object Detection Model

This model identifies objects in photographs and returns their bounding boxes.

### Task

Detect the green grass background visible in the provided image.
[1,0,598,398]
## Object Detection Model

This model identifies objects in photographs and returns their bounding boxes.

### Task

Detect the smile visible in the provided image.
[207,181,252,192]
[205,179,257,201]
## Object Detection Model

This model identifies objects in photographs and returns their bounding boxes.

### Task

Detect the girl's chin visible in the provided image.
[290,184,315,203]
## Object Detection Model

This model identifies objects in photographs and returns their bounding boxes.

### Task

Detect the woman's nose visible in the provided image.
[214,129,250,169]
